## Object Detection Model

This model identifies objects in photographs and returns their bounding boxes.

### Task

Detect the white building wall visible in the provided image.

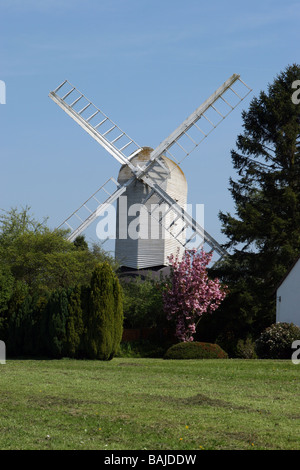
[276,258,300,327]
[115,147,187,269]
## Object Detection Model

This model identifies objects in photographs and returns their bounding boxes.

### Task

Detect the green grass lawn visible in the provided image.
[0,357,299,450]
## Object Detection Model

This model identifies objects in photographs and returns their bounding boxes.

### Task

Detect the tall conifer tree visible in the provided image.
[86,262,123,360]
[211,64,300,344]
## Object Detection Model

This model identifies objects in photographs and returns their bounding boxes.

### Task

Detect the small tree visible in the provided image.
[86,262,123,360]
[163,249,227,342]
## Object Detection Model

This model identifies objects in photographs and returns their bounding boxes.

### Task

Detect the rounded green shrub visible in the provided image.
[255,322,300,359]
[164,341,228,360]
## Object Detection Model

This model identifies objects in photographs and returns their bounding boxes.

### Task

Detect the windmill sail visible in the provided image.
[50,74,251,260]
[58,177,128,242]
[49,80,142,170]
[130,74,252,257]
[136,74,252,179]
[140,174,227,258]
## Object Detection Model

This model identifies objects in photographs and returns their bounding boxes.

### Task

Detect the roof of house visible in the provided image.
[276,254,300,291]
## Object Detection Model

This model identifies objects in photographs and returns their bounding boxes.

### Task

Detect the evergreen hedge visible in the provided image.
[164,341,228,360]
[4,262,123,360]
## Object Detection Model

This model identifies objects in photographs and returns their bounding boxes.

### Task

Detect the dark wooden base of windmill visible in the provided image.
[117,265,171,281]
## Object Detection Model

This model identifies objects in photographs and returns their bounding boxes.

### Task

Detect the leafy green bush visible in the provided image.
[236,337,258,359]
[255,322,300,359]
[164,341,228,360]
[121,276,165,329]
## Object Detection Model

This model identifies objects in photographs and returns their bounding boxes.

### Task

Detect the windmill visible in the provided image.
[49,74,251,273]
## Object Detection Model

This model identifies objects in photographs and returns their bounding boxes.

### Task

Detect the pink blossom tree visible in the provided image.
[163,249,227,342]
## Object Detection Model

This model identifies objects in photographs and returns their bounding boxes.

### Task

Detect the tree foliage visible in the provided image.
[121,275,164,328]
[0,207,117,296]
[0,265,14,319]
[0,207,123,358]
[65,285,84,358]
[211,64,300,344]
[43,288,69,358]
[85,262,123,360]
[163,249,227,342]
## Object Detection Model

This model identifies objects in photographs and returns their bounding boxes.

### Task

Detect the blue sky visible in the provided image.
[0,0,299,255]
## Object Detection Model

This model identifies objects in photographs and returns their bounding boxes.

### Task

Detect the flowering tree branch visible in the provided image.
[163,249,227,342]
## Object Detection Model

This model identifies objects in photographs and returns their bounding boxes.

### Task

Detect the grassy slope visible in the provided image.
[0,358,299,450]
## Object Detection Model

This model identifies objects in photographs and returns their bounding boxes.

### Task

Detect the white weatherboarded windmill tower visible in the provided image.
[115,146,188,270]
[49,74,251,271]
